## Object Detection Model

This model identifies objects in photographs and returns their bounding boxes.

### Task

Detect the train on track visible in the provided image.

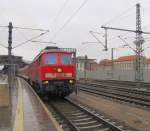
[18,46,76,98]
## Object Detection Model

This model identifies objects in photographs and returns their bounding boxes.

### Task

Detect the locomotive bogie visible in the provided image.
[42,80,75,96]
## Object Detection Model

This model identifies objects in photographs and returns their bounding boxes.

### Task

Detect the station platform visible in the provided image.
[0,76,62,131]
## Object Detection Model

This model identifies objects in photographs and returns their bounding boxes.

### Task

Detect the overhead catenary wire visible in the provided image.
[89,31,104,45]
[103,5,135,26]
[118,35,136,52]
[141,6,150,29]
[15,28,29,41]
[142,4,150,12]
[12,30,49,49]
[0,42,7,49]
[50,0,70,27]
[50,0,89,40]
[137,5,150,31]
[31,40,56,44]
[0,24,50,50]
[82,42,100,44]
[14,26,49,32]
[0,25,7,28]
[15,26,54,47]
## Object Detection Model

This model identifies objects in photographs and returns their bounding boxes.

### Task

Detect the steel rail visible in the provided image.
[50,101,78,131]
[78,85,150,107]
[48,98,128,131]
[77,84,150,102]
[78,81,150,96]
[85,79,150,90]
[66,98,125,131]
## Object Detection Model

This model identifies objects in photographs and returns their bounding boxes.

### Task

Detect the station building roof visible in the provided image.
[99,55,150,66]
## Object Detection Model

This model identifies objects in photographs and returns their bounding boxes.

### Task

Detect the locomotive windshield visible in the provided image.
[44,53,72,65]
[61,55,72,64]
[45,55,57,64]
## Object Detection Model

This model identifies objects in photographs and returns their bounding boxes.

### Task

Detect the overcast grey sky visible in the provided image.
[0,0,150,61]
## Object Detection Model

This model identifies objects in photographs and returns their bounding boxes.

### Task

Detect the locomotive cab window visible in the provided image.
[61,55,72,64]
[45,55,57,64]
[37,56,41,65]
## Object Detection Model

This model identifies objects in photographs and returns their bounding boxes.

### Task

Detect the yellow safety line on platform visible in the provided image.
[22,78,63,131]
[13,79,24,131]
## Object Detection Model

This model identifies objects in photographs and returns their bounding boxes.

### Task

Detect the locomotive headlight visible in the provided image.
[69,80,74,83]
[43,81,48,84]
[45,73,56,78]
[64,73,72,77]
[57,67,62,73]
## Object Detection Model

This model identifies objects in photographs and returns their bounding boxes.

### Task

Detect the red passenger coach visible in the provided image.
[18,46,76,98]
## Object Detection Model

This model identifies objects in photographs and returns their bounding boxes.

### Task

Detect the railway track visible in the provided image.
[78,81,150,96]
[46,98,133,131]
[82,79,150,90]
[77,81,150,107]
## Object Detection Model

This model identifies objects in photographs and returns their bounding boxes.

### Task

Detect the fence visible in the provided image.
[77,68,150,82]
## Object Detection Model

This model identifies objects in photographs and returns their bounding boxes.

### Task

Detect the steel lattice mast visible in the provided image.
[135,3,144,81]
[101,3,149,81]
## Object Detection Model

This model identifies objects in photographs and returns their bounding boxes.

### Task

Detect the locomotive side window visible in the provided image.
[45,55,56,64]
[61,55,72,64]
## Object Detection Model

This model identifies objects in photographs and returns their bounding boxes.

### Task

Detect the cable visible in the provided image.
[13,27,50,49]
[12,30,49,49]
[0,25,7,28]
[51,0,69,26]
[31,40,56,44]
[82,42,100,44]
[142,4,150,11]
[0,42,7,49]
[89,31,104,45]
[141,6,150,29]
[15,28,29,40]
[14,26,49,32]
[51,0,89,40]
[89,31,104,35]
[118,35,136,53]
[103,5,135,26]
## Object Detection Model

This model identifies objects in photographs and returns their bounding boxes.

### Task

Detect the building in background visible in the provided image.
[114,55,137,70]
[144,58,150,70]
[76,55,150,72]
[99,55,149,71]
[99,59,112,71]
[76,56,98,71]
[77,55,150,81]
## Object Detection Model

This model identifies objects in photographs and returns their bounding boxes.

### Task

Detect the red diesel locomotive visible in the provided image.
[18,46,76,97]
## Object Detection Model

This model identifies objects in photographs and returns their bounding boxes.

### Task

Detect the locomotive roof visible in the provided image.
[33,47,76,62]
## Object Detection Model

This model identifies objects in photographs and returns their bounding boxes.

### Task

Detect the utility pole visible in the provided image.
[0,22,49,88]
[134,3,144,81]
[101,3,150,82]
[8,22,13,88]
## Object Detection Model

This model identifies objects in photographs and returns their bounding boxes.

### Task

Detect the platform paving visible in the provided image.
[0,75,11,131]
[0,76,62,131]
[19,78,61,131]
